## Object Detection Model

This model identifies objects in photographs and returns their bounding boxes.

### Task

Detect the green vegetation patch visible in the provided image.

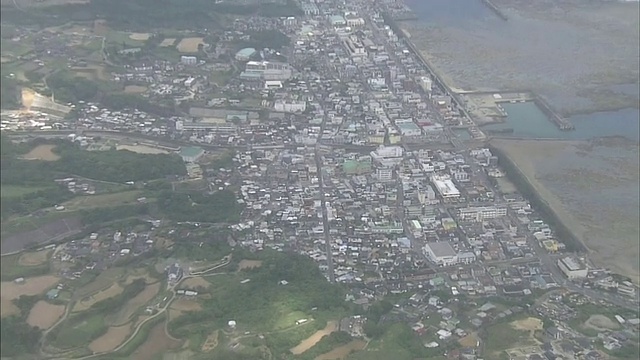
[51,313,107,349]
[484,322,530,355]
[168,251,347,344]
[157,189,241,223]
[0,185,51,198]
[350,323,442,360]
[0,253,50,281]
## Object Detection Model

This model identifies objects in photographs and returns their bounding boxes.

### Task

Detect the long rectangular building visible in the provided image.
[430,175,460,198]
[458,206,507,222]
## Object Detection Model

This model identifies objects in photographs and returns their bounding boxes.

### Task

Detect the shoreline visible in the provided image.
[490,139,640,283]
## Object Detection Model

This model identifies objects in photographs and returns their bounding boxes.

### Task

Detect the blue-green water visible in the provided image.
[483,102,640,142]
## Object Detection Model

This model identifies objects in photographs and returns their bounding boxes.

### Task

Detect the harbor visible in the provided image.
[533,96,575,131]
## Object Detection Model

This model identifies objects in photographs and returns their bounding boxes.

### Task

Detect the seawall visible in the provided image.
[381,13,473,122]
[534,96,575,130]
[489,144,587,253]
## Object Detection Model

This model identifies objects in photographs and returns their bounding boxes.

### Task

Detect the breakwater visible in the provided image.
[534,96,575,130]
[481,0,508,21]
[489,144,586,253]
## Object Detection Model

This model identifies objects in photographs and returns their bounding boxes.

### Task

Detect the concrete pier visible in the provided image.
[481,0,508,21]
[534,96,575,131]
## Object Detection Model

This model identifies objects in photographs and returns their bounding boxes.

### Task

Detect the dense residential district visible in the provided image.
[1,0,639,359]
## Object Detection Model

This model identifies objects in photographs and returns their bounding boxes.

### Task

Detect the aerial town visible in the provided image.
[1,0,638,359]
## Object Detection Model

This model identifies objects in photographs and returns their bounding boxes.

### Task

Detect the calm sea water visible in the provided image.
[403,0,495,26]
[482,102,640,142]
[403,0,640,141]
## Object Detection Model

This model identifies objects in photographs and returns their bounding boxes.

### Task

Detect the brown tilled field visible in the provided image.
[290,321,336,355]
[27,301,65,329]
[89,324,133,353]
[1,276,59,318]
[237,260,263,270]
[176,37,204,53]
[129,33,150,41]
[73,283,124,313]
[170,298,202,312]
[180,277,211,290]
[132,322,182,360]
[1,300,20,318]
[20,144,60,161]
[159,38,176,47]
[201,330,219,352]
[107,282,160,326]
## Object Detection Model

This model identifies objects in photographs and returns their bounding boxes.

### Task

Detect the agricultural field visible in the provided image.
[18,249,52,266]
[176,37,204,53]
[0,252,51,283]
[0,275,59,306]
[72,267,126,300]
[20,144,60,161]
[316,339,367,360]
[116,144,168,154]
[105,281,160,326]
[60,190,142,211]
[484,317,542,357]
[180,277,211,290]
[131,320,182,360]
[1,185,51,198]
[88,323,132,353]
[159,38,177,47]
[237,259,263,271]
[26,300,65,329]
[106,30,147,47]
[73,283,124,313]
[290,320,336,355]
[129,33,151,41]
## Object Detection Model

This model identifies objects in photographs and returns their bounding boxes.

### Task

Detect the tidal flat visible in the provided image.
[401,0,640,116]
[491,138,640,283]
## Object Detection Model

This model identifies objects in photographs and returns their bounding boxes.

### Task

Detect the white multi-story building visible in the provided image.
[274,100,307,113]
[430,175,460,199]
[376,167,393,182]
[241,61,292,81]
[457,206,507,222]
[370,146,403,167]
[557,257,588,280]
[423,242,458,267]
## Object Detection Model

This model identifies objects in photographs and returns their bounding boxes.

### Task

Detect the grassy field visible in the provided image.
[105,31,147,47]
[0,210,81,237]
[0,252,50,281]
[484,321,531,356]
[53,313,107,349]
[0,38,34,58]
[0,185,51,198]
[60,190,142,211]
